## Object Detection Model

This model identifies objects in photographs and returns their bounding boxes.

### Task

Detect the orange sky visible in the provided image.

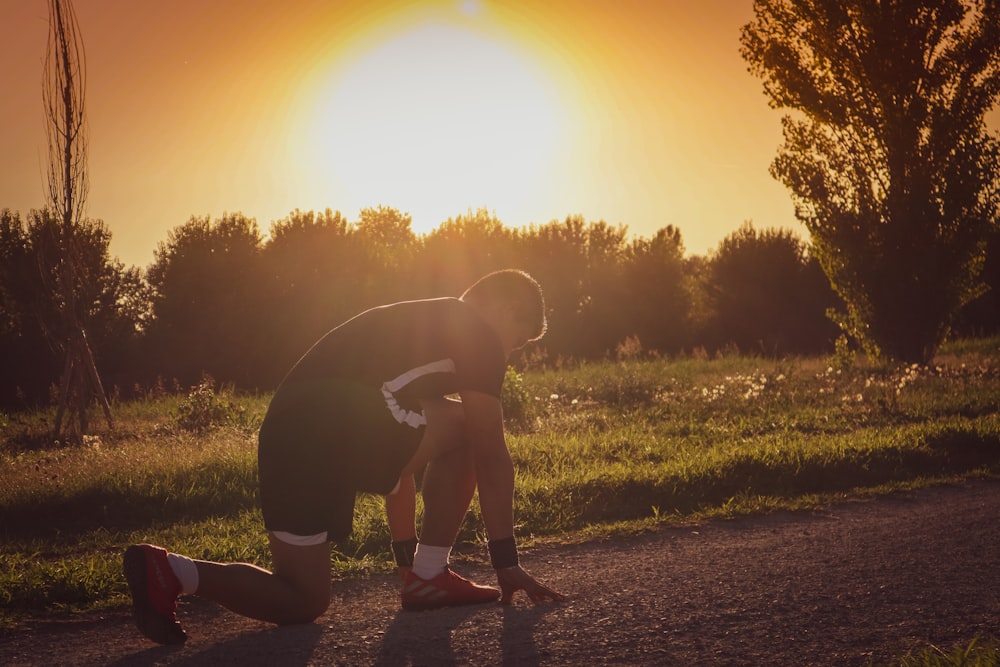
[2,0,966,269]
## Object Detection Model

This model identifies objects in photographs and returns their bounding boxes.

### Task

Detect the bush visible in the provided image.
[174,378,246,433]
[502,367,538,432]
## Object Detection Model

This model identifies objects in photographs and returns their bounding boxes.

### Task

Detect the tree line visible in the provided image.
[2,205,998,411]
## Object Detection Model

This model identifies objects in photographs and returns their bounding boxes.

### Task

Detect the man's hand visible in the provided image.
[495,566,565,604]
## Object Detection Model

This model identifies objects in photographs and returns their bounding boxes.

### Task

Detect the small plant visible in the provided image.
[615,335,644,361]
[832,333,855,372]
[502,367,537,432]
[174,377,244,433]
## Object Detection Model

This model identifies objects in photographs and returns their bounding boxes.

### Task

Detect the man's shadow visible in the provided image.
[183,623,324,666]
[109,618,323,667]
[499,603,555,667]
[374,605,480,666]
[374,602,556,667]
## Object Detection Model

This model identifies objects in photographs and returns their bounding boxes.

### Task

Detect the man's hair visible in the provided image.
[461,269,547,342]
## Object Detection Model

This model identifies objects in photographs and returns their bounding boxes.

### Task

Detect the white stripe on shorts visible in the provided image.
[271,530,328,546]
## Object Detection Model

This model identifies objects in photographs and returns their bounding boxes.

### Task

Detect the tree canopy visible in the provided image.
[741,0,1000,362]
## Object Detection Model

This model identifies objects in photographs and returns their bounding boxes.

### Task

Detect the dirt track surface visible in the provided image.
[3,479,999,666]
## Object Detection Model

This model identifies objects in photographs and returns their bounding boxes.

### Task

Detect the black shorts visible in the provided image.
[257,379,424,541]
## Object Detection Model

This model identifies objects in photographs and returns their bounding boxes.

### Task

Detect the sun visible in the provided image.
[293,19,566,233]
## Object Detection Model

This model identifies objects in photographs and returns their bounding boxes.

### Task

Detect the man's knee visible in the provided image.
[268,536,332,624]
[279,588,330,625]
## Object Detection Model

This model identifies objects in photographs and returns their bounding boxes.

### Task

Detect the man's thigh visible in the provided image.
[268,533,332,611]
[399,397,468,477]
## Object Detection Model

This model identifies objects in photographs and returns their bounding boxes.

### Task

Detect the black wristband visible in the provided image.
[391,537,418,567]
[488,536,519,569]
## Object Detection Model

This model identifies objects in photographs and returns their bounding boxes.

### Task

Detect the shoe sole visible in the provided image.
[403,595,500,611]
[401,596,498,611]
[123,546,187,645]
[401,584,500,611]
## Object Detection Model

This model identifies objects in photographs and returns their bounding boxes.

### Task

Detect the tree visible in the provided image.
[520,216,591,357]
[0,210,59,409]
[145,213,264,387]
[954,222,1000,335]
[578,221,630,357]
[414,208,521,298]
[706,223,838,356]
[621,225,691,355]
[741,0,1000,362]
[0,210,146,409]
[258,209,364,384]
[354,205,418,304]
[43,0,113,435]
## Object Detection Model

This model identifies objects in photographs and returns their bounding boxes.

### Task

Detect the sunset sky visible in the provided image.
[5,0,978,270]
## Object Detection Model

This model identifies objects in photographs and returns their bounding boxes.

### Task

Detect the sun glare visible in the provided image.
[294,19,566,233]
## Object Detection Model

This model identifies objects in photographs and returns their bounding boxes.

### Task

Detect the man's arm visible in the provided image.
[460,391,516,541]
[461,390,565,604]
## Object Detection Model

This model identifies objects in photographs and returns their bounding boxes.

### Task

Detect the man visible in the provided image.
[124,269,563,645]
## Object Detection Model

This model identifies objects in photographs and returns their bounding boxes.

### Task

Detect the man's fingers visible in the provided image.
[529,584,565,603]
[496,568,564,605]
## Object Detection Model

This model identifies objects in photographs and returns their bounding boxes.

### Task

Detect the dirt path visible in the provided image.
[3,479,999,666]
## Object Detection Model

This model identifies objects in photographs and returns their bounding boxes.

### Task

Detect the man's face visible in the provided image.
[496,304,536,359]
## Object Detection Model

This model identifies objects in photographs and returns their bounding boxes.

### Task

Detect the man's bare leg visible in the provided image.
[193,536,331,625]
[420,443,476,547]
[386,474,417,543]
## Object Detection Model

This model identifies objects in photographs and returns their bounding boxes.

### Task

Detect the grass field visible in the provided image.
[2,338,999,660]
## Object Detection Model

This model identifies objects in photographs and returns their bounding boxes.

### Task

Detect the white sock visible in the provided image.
[166,552,199,596]
[411,543,451,580]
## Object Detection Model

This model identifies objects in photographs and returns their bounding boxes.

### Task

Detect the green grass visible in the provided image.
[877,638,1000,666]
[2,337,1000,651]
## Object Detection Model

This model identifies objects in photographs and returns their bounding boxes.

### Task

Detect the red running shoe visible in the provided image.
[401,567,500,611]
[123,544,187,644]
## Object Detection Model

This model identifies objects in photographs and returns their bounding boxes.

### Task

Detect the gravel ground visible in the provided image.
[2,479,999,666]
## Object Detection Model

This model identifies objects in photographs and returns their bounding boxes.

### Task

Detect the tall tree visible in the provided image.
[416,208,520,296]
[145,213,264,387]
[43,0,113,435]
[707,223,838,356]
[741,0,1000,362]
[621,225,690,355]
[355,205,417,304]
[0,210,147,409]
[0,210,61,408]
[520,216,591,357]
[579,221,630,357]
[258,209,363,383]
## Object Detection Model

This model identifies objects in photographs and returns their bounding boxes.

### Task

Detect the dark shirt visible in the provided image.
[278,297,506,425]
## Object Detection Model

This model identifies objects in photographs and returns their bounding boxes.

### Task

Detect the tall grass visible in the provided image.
[2,338,999,626]
[879,638,1000,667]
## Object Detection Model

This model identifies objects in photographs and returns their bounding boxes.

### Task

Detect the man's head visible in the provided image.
[461,270,546,354]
